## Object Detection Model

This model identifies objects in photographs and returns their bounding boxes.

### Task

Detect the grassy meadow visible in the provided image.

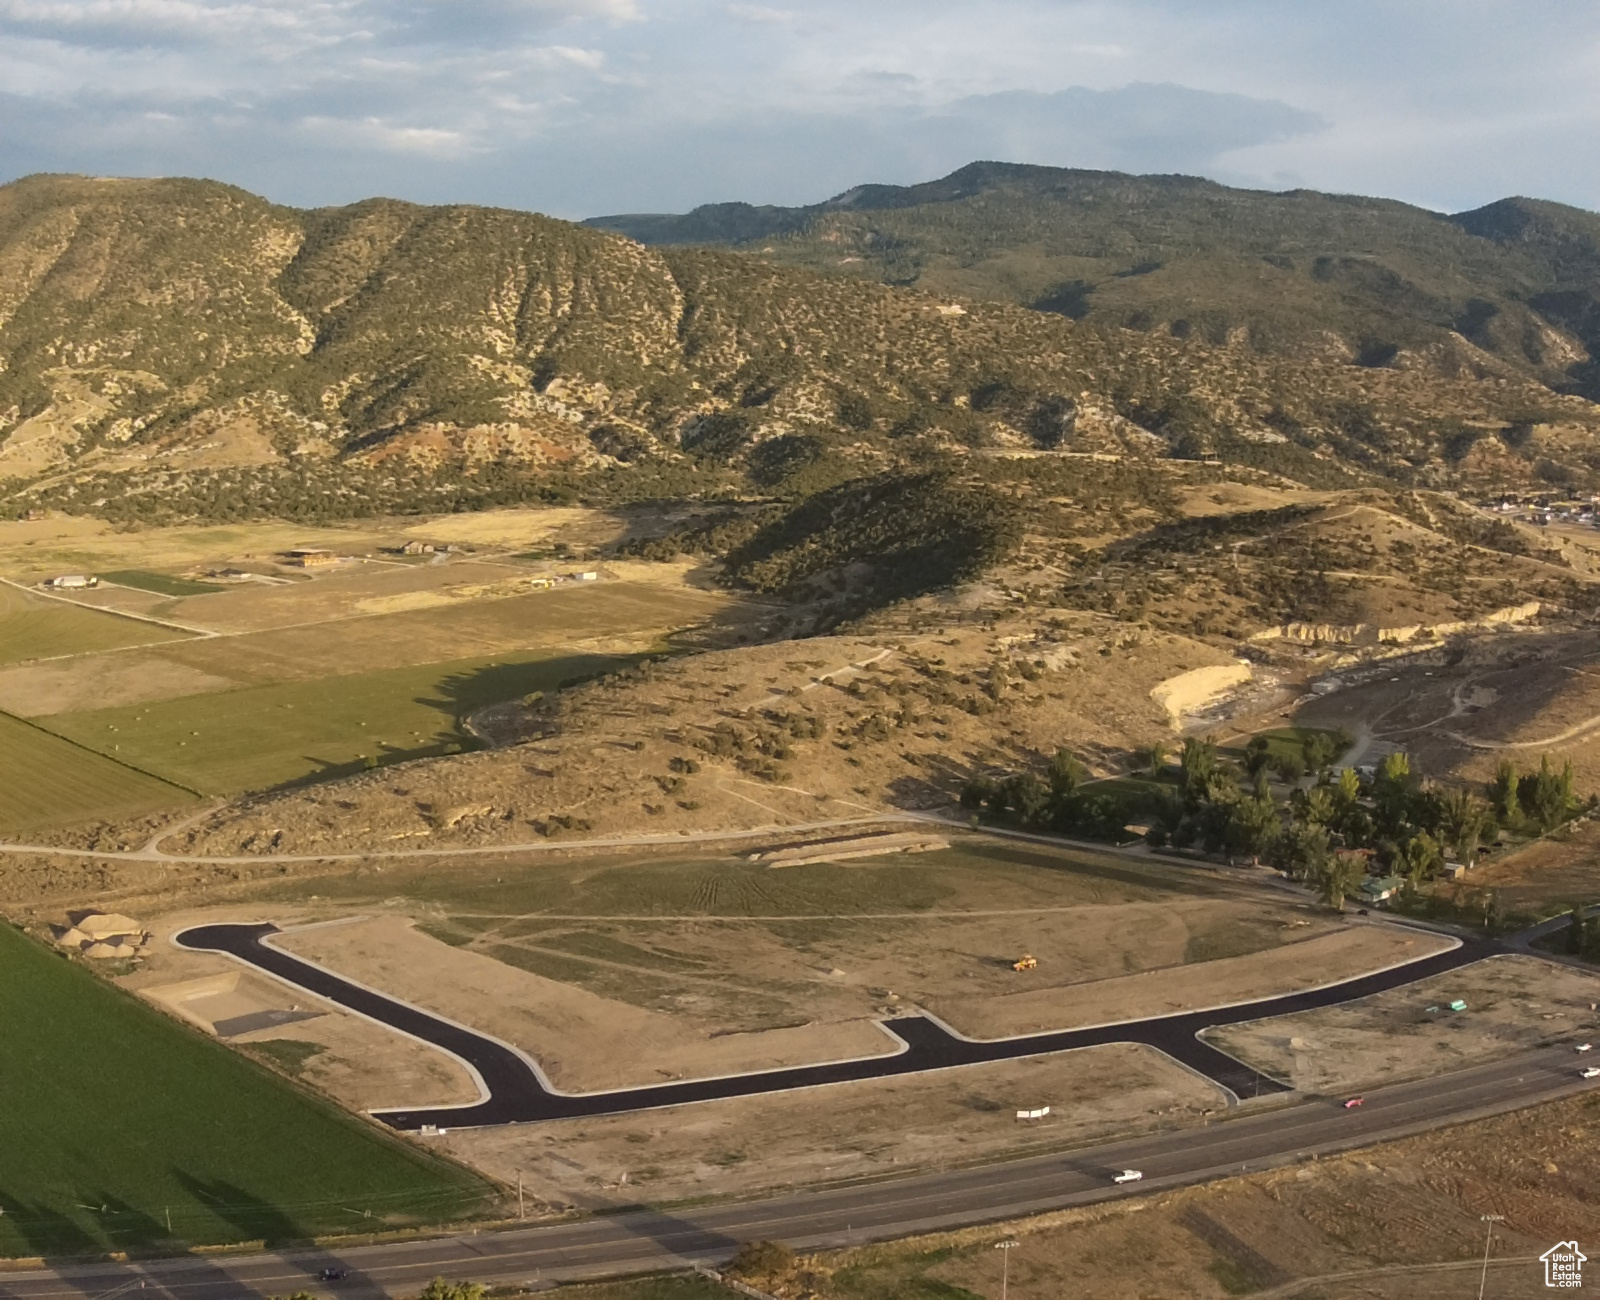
[0,711,195,832]
[0,923,492,1255]
[0,583,189,666]
[40,649,628,794]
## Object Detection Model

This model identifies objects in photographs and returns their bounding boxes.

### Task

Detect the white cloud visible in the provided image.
[0,0,1597,218]
[297,113,473,157]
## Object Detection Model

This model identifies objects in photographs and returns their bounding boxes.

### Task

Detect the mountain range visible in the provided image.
[587,161,1600,400]
[0,167,1596,529]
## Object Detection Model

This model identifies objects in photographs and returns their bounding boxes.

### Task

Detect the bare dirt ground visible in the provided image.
[276,914,899,1091]
[727,1089,1600,1299]
[1204,954,1600,1095]
[1463,819,1600,913]
[1291,626,1600,794]
[929,924,1453,1039]
[120,906,481,1112]
[106,837,1390,1110]
[441,1041,1220,1210]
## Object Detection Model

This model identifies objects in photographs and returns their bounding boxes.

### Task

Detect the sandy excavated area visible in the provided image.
[121,908,479,1112]
[277,914,897,1091]
[442,1042,1221,1209]
[927,925,1454,1039]
[1203,954,1600,1094]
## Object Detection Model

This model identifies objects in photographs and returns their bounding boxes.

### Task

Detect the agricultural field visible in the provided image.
[0,711,194,832]
[0,922,492,1256]
[0,506,748,824]
[40,649,628,794]
[100,569,225,597]
[0,582,190,666]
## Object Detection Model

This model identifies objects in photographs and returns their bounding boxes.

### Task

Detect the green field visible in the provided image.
[0,583,189,665]
[41,649,628,794]
[101,569,224,597]
[0,923,492,1255]
[0,711,195,831]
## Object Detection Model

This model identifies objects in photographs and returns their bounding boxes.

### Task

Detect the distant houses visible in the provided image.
[43,574,98,589]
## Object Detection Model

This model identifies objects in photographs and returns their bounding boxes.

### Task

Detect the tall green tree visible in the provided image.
[1527,754,1577,831]
[1048,746,1087,796]
[1438,786,1492,864]
[1489,757,1523,830]
[1372,752,1414,836]
[1315,852,1367,911]
[1271,819,1331,881]
[1181,736,1217,802]
[1225,794,1282,863]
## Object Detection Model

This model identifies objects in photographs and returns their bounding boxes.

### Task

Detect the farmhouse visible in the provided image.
[286,548,338,568]
[44,574,97,589]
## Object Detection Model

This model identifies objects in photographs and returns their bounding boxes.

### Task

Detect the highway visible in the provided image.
[0,1045,1590,1299]
[176,922,1497,1125]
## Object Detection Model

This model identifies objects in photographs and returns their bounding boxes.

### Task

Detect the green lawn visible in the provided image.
[0,924,492,1256]
[39,649,627,795]
[101,569,224,597]
[0,710,196,831]
[0,584,188,665]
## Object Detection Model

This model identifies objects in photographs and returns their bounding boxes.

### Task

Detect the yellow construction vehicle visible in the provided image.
[1012,954,1038,972]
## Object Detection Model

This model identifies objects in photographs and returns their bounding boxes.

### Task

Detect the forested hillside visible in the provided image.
[0,172,1597,532]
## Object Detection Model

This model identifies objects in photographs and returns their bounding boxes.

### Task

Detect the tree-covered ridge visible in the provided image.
[0,171,1598,527]
[588,161,1600,400]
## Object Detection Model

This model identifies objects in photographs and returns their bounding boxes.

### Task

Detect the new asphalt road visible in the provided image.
[174,921,1498,1125]
[0,1045,1591,1299]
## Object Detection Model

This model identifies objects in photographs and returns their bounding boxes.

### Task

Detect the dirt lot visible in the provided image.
[929,924,1453,1038]
[1464,819,1600,914]
[1204,954,1600,1094]
[277,913,899,1091]
[121,907,481,1113]
[106,837,1392,1094]
[444,1042,1220,1209]
[718,1089,1600,1299]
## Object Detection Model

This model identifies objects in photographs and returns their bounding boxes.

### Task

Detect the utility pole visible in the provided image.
[1478,1214,1505,1300]
[517,1174,524,1221]
[995,1239,1019,1300]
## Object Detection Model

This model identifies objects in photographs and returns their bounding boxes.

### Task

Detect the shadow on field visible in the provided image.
[271,651,637,792]
[172,1171,381,1294]
[0,1188,260,1300]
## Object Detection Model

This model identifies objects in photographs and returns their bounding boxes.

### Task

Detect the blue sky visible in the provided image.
[1,0,1597,218]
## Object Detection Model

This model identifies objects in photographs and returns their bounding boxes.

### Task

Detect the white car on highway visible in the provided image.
[1577,1043,1592,1052]
[1112,1170,1144,1184]
[1582,1066,1600,1079]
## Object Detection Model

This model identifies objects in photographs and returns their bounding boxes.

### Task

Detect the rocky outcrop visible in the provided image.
[1251,601,1541,646]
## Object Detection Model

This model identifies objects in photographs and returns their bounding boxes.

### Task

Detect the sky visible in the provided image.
[1,0,1598,219]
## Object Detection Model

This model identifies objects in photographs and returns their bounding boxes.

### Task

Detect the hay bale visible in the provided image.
[77,913,143,942]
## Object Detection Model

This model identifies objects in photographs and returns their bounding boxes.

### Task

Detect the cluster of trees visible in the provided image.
[964,733,1588,912]
[960,747,1136,842]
